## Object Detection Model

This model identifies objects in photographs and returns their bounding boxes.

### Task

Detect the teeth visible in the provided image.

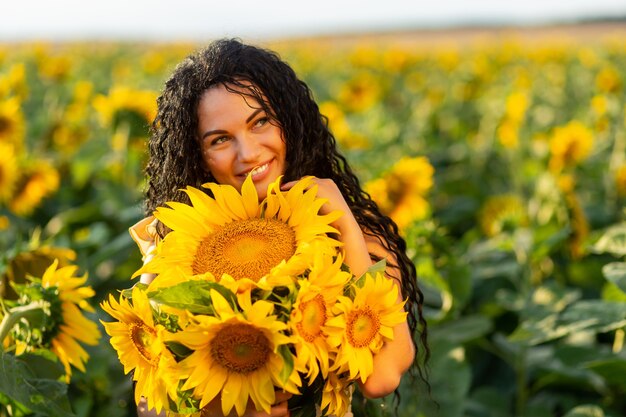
[250,163,269,176]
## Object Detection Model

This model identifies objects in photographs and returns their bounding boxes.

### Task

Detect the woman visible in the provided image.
[132,38,428,417]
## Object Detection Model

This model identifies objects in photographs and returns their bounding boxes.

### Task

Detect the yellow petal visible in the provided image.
[241,174,260,218]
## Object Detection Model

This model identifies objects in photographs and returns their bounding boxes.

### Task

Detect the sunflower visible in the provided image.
[595,65,622,93]
[557,176,589,259]
[478,194,528,237]
[288,249,351,380]
[169,289,301,416]
[9,160,60,216]
[135,175,341,292]
[101,286,180,414]
[0,141,18,204]
[548,120,594,172]
[319,101,369,150]
[338,70,382,113]
[92,85,158,139]
[0,63,28,100]
[364,156,434,230]
[290,281,336,382]
[0,215,8,231]
[504,90,529,124]
[320,371,352,417]
[326,272,407,383]
[305,248,352,298]
[0,96,25,148]
[13,260,100,380]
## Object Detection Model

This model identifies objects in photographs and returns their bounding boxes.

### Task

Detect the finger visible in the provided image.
[279,180,298,191]
[270,401,290,417]
[280,176,323,191]
[274,391,293,403]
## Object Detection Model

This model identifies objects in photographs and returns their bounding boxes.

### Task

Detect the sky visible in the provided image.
[2,0,626,42]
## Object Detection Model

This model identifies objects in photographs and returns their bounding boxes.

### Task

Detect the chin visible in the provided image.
[255,186,269,200]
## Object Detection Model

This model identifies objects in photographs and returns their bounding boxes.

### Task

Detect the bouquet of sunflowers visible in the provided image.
[102,176,407,417]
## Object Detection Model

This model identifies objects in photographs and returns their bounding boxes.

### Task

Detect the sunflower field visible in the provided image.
[0,29,625,417]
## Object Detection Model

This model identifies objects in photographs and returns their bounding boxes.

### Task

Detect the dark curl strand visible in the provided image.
[145,38,429,389]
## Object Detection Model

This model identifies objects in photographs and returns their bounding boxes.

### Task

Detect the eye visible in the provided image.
[210,135,230,146]
[253,116,269,128]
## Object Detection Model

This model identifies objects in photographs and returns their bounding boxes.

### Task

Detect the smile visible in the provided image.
[239,159,274,181]
[250,162,269,176]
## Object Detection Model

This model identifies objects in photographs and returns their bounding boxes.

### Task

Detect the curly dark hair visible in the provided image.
[145,38,429,385]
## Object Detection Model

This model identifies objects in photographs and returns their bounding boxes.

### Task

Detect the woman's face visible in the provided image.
[197,84,286,200]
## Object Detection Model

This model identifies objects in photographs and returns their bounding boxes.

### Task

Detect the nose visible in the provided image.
[237,134,261,163]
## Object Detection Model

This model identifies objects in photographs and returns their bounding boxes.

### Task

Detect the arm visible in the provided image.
[139,245,157,285]
[139,244,156,284]
[283,178,416,398]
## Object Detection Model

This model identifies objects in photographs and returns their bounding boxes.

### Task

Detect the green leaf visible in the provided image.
[366,259,387,276]
[148,280,236,314]
[559,300,626,334]
[430,315,493,345]
[20,352,65,380]
[164,341,193,360]
[602,262,626,295]
[120,282,147,299]
[584,358,626,390]
[398,341,470,417]
[354,259,387,288]
[530,226,572,262]
[509,300,626,346]
[446,262,472,311]
[592,223,626,257]
[531,352,607,394]
[562,405,605,417]
[601,281,626,302]
[465,387,511,417]
[508,312,561,346]
[277,344,295,386]
[288,375,322,417]
[0,352,75,417]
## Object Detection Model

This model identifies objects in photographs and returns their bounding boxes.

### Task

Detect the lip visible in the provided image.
[237,158,274,182]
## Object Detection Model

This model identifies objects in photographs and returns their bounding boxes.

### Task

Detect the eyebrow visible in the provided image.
[246,108,263,124]
[200,108,264,140]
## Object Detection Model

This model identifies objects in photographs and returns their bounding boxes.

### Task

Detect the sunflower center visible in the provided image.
[0,116,10,134]
[296,294,327,342]
[129,322,158,365]
[386,178,407,206]
[192,218,296,282]
[210,322,271,374]
[346,307,380,348]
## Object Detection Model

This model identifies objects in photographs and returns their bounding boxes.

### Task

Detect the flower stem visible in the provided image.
[613,328,625,353]
[515,347,528,416]
[0,301,48,352]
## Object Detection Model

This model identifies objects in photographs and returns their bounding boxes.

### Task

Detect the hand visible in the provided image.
[200,391,293,417]
[281,176,372,277]
[280,177,352,230]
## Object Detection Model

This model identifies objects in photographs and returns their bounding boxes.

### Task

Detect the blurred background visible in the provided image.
[1,1,626,416]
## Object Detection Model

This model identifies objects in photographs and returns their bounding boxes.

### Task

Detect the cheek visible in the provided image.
[203,153,226,177]
[275,132,287,160]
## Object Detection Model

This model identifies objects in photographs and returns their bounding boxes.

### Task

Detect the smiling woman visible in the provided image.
[124,38,428,417]
[196,83,287,200]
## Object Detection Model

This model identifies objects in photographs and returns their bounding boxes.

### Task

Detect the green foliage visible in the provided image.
[0,352,74,417]
[1,34,626,416]
[148,280,236,315]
